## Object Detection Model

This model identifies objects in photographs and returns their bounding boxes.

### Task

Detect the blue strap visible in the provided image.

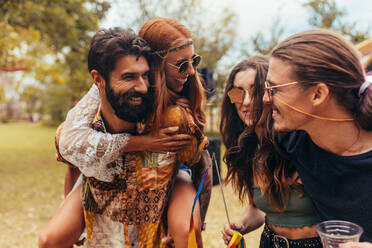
[191,167,210,215]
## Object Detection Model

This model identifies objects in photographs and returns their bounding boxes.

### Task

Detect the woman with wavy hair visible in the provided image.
[221,56,322,248]
[39,18,211,248]
[138,18,211,247]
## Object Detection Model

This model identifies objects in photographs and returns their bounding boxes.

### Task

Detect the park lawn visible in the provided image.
[0,123,66,248]
[0,123,261,247]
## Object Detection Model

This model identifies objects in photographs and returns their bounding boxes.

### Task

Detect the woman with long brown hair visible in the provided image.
[221,56,322,247]
[39,18,211,248]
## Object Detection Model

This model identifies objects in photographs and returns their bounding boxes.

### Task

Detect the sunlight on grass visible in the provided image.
[0,123,65,248]
[202,147,262,247]
[203,182,262,247]
[0,123,261,247]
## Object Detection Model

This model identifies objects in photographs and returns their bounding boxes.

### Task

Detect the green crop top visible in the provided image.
[253,186,319,227]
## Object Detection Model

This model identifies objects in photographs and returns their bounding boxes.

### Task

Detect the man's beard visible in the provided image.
[105,83,152,123]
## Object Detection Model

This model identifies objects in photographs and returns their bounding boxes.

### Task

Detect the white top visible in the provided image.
[58,84,130,182]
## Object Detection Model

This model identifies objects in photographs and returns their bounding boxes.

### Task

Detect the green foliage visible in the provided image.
[21,84,43,120]
[1,0,110,123]
[303,0,370,44]
[250,17,285,56]
[0,85,5,103]
[1,1,110,51]
[0,22,41,70]
[205,130,221,138]
[304,0,343,28]
[338,23,370,45]
[246,0,370,58]
[41,84,77,126]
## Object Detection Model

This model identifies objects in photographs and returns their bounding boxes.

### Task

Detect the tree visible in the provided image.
[21,84,42,121]
[1,0,110,124]
[245,0,370,57]
[244,17,285,56]
[0,22,40,71]
[303,0,370,44]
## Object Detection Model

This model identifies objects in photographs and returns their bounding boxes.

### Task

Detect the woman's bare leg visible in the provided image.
[64,166,81,197]
[167,170,203,248]
[38,184,84,248]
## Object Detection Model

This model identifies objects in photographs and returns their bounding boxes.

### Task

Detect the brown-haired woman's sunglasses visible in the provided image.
[227,87,251,104]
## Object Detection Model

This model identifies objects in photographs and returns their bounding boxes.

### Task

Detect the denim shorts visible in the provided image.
[179,163,192,176]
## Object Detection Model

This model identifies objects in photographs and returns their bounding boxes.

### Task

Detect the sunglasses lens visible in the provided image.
[192,55,201,67]
[227,88,244,103]
[178,62,189,74]
[176,55,201,74]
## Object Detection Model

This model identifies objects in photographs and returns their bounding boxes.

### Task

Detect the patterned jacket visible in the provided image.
[56,105,208,247]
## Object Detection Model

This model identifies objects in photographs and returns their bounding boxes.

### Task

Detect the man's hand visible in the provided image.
[340,242,372,248]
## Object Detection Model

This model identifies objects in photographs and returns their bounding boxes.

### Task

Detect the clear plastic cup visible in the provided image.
[316,220,364,248]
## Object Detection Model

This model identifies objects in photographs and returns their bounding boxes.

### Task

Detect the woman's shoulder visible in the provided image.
[161,104,196,129]
[161,105,184,128]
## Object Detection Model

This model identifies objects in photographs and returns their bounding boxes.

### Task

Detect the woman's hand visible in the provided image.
[147,126,193,152]
[221,205,265,246]
[124,126,192,153]
[221,222,246,246]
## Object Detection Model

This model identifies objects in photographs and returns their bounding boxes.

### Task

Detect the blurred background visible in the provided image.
[1,0,372,247]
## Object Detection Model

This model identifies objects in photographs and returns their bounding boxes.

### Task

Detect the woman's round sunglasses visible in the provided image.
[167,54,201,74]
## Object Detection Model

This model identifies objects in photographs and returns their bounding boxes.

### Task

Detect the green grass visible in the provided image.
[0,123,261,247]
[0,123,65,248]
[203,146,262,247]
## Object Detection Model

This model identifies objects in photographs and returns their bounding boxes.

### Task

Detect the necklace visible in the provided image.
[340,128,361,155]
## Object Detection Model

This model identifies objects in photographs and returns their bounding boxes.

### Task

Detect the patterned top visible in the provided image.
[80,110,176,247]
[58,85,131,182]
[56,105,207,247]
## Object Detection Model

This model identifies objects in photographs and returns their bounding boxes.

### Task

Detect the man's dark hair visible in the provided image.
[88,27,152,83]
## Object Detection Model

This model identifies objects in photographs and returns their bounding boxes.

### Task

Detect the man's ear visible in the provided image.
[311,82,330,106]
[90,70,105,91]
